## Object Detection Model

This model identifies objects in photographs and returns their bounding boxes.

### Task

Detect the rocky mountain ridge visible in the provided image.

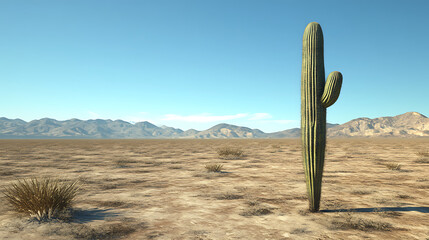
[0,112,427,139]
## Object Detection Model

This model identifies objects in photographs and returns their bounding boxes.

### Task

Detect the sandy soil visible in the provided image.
[0,138,428,240]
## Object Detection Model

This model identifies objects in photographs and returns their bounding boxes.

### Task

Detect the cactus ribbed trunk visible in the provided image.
[301,22,342,212]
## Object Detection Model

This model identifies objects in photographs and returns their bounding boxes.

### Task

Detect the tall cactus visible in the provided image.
[301,22,343,212]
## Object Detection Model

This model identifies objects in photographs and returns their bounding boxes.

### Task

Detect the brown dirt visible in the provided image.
[0,138,428,239]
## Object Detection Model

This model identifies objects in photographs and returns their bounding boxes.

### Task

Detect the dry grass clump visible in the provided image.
[95,200,129,208]
[374,209,403,218]
[43,221,143,239]
[240,206,273,216]
[217,147,244,159]
[114,159,137,168]
[351,189,373,195]
[416,149,429,158]
[214,192,243,200]
[205,164,223,172]
[397,194,413,199]
[3,177,79,221]
[385,163,401,171]
[290,227,311,234]
[330,213,392,231]
[414,158,429,163]
[415,149,429,163]
[240,200,273,216]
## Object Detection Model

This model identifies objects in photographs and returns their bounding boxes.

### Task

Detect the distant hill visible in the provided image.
[187,123,265,139]
[0,112,427,139]
[266,123,339,138]
[0,118,181,139]
[327,112,429,137]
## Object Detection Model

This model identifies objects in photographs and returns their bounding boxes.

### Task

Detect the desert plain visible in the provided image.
[0,138,428,239]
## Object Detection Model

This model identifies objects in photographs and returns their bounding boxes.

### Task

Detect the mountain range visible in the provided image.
[0,112,427,139]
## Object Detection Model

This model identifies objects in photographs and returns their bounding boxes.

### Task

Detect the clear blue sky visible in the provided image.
[1,0,428,132]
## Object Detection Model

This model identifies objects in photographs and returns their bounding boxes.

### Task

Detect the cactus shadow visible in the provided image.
[321,207,429,213]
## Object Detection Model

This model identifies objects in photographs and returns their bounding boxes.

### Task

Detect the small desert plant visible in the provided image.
[416,149,429,158]
[385,163,401,171]
[3,177,79,221]
[415,149,429,163]
[205,164,223,172]
[217,147,244,159]
[270,144,283,153]
[114,159,137,168]
[414,158,429,163]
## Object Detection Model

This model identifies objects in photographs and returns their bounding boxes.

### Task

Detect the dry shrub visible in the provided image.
[3,177,79,221]
[414,150,429,163]
[205,164,223,172]
[271,144,283,152]
[385,163,401,171]
[416,149,429,158]
[217,147,244,159]
[414,158,429,163]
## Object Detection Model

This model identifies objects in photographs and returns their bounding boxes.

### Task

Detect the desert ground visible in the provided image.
[0,138,428,240]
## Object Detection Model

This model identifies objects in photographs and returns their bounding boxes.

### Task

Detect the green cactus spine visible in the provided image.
[301,22,343,212]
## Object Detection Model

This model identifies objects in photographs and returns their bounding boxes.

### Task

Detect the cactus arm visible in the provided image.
[321,71,343,108]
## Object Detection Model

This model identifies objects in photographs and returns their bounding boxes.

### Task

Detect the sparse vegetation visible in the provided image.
[385,163,401,171]
[416,149,429,158]
[269,144,283,153]
[414,158,429,163]
[351,190,372,195]
[3,177,79,221]
[330,213,393,231]
[114,159,137,168]
[415,149,429,163]
[214,192,243,200]
[95,200,128,208]
[51,221,143,239]
[0,138,427,239]
[205,163,223,172]
[217,147,244,159]
[240,206,273,216]
[397,194,412,199]
[245,199,260,206]
[373,209,403,218]
[291,228,310,234]
[298,209,310,216]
